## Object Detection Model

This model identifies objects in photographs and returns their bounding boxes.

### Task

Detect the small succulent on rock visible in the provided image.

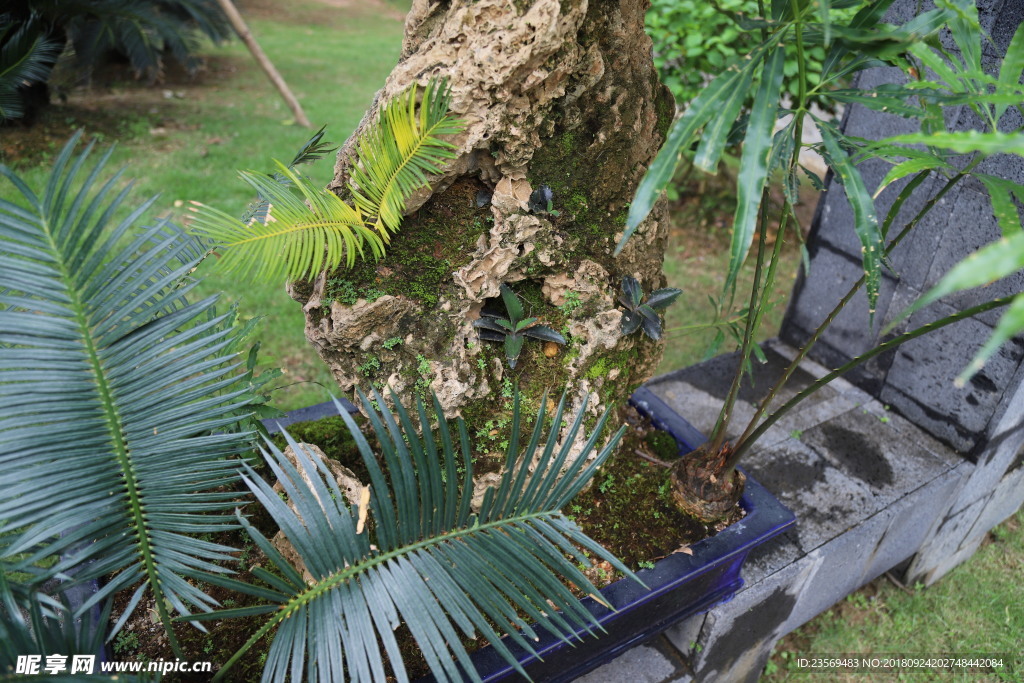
[474,284,566,368]
[528,185,558,215]
[619,276,682,340]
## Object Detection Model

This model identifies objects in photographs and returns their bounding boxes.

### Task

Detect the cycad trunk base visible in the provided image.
[670,446,746,523]
[291,0,674,459]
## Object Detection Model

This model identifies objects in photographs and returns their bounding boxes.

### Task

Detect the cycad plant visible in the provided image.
[187,79,464,282]
[1,134,640,682]
[193,389,633,683]
[0,1,234,121]
[0,16,62,122]
[621,0,1024,523]
[0,574,148,681]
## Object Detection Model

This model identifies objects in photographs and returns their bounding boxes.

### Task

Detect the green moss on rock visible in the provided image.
[333,177,492,308]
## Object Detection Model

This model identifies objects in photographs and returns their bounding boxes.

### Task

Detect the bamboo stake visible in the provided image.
[215,0,312,127]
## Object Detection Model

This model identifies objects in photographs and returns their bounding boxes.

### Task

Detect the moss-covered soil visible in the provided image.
[570,409,729,567]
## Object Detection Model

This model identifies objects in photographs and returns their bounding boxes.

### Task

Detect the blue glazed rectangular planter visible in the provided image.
[444,385,796,683]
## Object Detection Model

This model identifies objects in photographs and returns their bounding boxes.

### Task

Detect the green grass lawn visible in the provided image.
[657,171,805,375]
[766,509,1024,681]
[1,0,408,410]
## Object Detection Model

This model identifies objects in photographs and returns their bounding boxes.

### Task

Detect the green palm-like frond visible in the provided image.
[0,574,151,681]
[0,134,255,655]
[188,163,385,282]
[199,389,635,683]
[0,17,63,121]
[188,79,463,282]
[349,79,463,238]
[51,0,230,79]
[237,127,337,228]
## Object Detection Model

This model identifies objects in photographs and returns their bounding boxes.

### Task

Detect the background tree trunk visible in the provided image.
[290,0,673,471]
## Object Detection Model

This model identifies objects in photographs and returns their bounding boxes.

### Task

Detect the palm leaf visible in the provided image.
[0,574,152,681]
[996,22,1024,122]
[348,79,463,239]
[201,389,635,683]
[872,130,1024,156]
[815,116,884,319]
[288,125,337,168]
[887,230,1024,335]
[188,163,385,282]
[189,78,462,282]
[239,127,337,226]
[50,0,230,80]
[725,47,785,298]
[0,18,63,121]
[0,134,255,655]
[618,37,777,255]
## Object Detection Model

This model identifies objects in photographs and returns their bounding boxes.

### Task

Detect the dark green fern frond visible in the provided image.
[0,574,151,681]
[288,125,337,168]
[349,78,463,238]
[189,162,386,282]
[196,388,636,683]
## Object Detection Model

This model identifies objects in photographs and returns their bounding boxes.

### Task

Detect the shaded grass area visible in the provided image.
[765,509,1024,681]
[657,164,809,375]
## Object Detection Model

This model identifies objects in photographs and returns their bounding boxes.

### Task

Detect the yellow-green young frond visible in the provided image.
[349,78,464,238]
[188,163,385,282]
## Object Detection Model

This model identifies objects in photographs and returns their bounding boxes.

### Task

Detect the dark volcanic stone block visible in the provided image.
[783,243,897,363]
[922,187,1024,328]
[880,299,1020,454]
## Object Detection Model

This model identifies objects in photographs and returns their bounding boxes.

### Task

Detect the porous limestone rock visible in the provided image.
[289,0,675,486]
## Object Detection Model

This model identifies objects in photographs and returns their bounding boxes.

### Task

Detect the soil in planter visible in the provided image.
[567,407,741,568]
[110,409,738,681]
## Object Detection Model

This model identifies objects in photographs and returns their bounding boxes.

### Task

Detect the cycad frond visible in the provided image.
[54,0,230,79]
[189,79,463,282]
[188,163,386,282]
[0,574,150,681]
[349,79,463,238]
[0,18,63,121]
[200,389,635,683]
[288,125,337,169]
[0,134,255,655]
[237,127,338,227]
